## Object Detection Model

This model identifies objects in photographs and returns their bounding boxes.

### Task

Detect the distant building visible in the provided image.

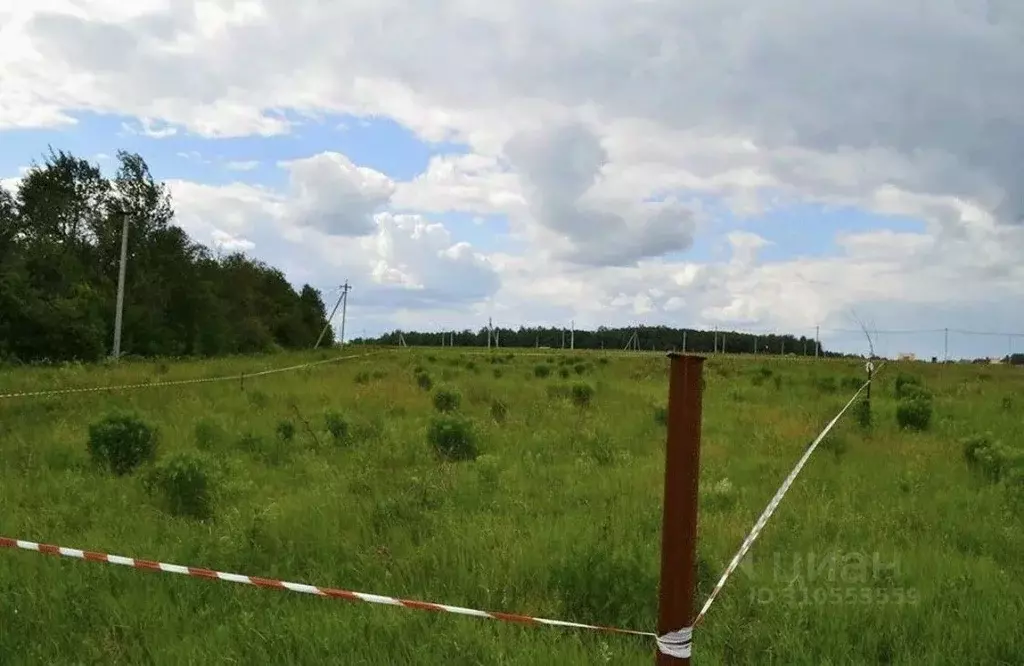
[897,352,916,361]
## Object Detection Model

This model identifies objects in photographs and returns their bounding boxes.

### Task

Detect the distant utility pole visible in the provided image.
[561,329,566,349]
[713,327,718,354]
[488,317,493,349]
[570,320,575,350]
[682,330,687,353]
[111,213,131,360]
[943,327,949,362]
[815,326,820,359]
[315,281,350,349]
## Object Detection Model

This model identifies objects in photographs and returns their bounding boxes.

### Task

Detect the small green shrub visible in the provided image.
[534,364,552,378]
[962,433,1023,482]
[143,451,219,520]
[597,357,609,365]
[490,399,509,423]
[574,363,587,375]
[570,382,596,408]
[432,387,462,413]
[896,398,932,431]
[899,383,932,402]
[354,371,371,385]
[87,412,158,476]
[962,433,992,466]
[1001,396,1013,411]
[276,420,295,442]
[427,416,479,462]
[324,411,350,443]
[558,367,571,378]
[476,454,501,485]
[416,372,434,391]
[894,373,922,400]
[493,368,503,379]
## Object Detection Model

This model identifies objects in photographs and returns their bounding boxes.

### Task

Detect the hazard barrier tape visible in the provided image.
[0,537,689,657]
[692,363,884,627]
[0,351,383,401]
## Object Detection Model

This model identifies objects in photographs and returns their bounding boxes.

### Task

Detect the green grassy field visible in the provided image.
[2,348,1023,665]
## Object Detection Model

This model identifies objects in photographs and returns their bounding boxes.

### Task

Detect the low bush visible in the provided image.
[432,387,462,413]
[87,412,158,476]
[324,411,350,443]
[276,420,295,443]
[427,416,479,462]
[896,398,932,431]
[534,364,552,378]
[894,373,923,400]
[570,382,596,408]
[143,451,219,520]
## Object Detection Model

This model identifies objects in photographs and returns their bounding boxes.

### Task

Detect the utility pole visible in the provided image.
[339,281,350,345]
[713,327,718,354]
[315,281,350,349]
[488,317,493,349]
[815,326,820,359]
[682,330,687,353]
[571,320,575,350]
[943,327,949,363]
[111,213,131,360]
[561,329,565,349]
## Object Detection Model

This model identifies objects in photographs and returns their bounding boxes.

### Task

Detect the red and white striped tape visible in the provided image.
[0,351,382,401]
[692,363,884,626]
[0,536,692,655]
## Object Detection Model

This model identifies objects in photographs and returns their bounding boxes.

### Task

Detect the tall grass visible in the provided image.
[1,349,1022,664]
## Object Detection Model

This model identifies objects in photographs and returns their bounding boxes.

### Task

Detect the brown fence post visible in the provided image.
[656,353,706,665]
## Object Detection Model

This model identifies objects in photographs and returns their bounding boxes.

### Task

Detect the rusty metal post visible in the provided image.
[656,353,705,665]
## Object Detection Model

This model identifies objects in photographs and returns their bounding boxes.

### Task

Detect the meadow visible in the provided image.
[1,347,1022,665]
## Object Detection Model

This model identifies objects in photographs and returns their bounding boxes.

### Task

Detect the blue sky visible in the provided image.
[1,109,1018,359]
[4,0,1024,359]
[2,111,925,267]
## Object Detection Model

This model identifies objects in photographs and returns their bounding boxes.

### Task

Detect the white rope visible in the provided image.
[656,627,693,658]
[693,362,884,626]
[0,350,383,400]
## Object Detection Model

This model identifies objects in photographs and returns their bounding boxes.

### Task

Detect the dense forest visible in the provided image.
[0,148,333,363]
[356,325,840,357]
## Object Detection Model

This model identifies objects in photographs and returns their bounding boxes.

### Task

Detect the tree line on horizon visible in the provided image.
[356,325,840,356]
[0,148,334,363]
